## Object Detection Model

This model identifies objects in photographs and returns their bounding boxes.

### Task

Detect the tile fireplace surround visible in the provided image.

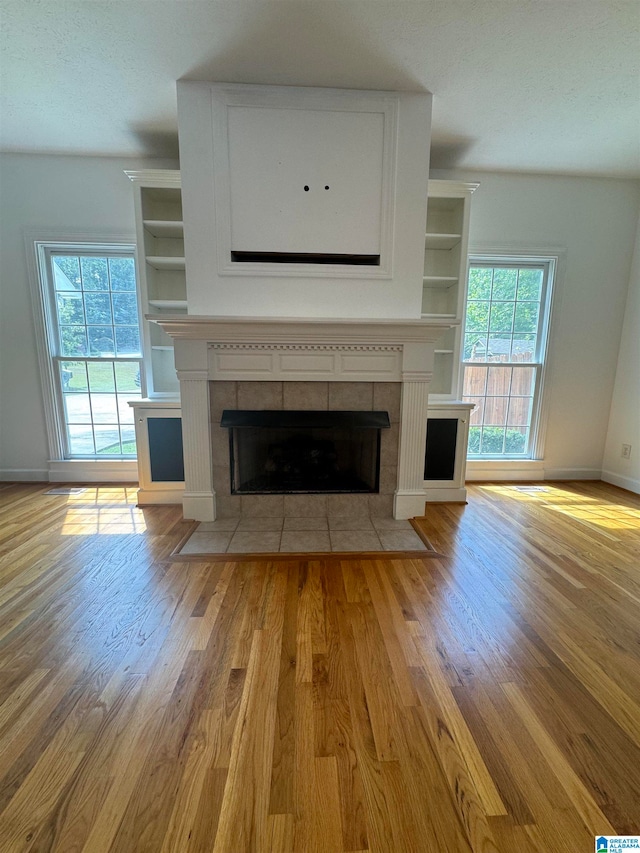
[152,315,452,522]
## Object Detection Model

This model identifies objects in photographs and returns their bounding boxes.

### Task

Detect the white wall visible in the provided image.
[0,153,176,480]
[602,213,640,494]
[2,155,639,484]
[434,169,640,480]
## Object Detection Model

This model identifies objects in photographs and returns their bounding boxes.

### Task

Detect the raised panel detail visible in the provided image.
[228,106,384,257]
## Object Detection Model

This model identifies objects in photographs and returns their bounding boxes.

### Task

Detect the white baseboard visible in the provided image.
[136,487,184,505]
[465,460,545,481]
[601,469,640,495]
[182,491,215,522]
[394,490,429,519]
[424,486,467,503]
[48,460,138,483]
[0,469,49,482]
[543,467,602,480]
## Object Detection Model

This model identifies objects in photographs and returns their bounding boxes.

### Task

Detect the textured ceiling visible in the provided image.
[1,1,639,177]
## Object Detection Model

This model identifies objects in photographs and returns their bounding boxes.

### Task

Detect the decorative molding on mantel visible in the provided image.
[149,315,455,346]
[402,371,433,383]
[209,342,403,353]
[176,370,209,382]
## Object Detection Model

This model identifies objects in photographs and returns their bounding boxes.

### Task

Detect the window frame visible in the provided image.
[29,237,145,461]
[460,253,557,460]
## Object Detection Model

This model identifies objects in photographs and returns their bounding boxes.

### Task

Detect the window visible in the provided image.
[35,244,143,458]
[461,258,555,458]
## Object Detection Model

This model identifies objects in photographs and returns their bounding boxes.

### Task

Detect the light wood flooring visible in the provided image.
[0,480,639,852]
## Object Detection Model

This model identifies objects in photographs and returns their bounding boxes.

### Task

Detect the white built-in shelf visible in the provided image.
[145,256,186,271]
[421,313,456,320]
[423,276,459,287]
[425,233,461,250]
[148,299,188,310]
[143,220,184,238]
[151,345,175,351]
[434,349,454,354]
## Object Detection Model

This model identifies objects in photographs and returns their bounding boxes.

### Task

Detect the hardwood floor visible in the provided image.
[0,480,639,852]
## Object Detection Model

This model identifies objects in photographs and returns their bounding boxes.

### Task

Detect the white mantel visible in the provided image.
[152,314,452,521]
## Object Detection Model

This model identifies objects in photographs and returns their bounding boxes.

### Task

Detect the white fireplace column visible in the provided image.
[394,339,433,519]
[175,338,216,521]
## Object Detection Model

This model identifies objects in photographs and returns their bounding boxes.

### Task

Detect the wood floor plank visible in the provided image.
[212,565,287,853]
[0,481,639,851]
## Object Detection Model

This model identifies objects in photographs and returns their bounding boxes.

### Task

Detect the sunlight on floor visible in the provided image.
[478,484,640,530]
[59,486,147,535]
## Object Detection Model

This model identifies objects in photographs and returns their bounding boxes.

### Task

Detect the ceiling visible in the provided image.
[1,1,639,177]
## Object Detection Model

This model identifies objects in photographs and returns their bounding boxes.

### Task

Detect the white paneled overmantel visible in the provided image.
[151,315,452,521]
[176,82,432,319]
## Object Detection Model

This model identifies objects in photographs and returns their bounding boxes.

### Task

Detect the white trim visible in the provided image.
[466,460,545,481]
[544,467,602,481]
[125,170,181,187]
[0,469,49,482]
[25,231,139,469]
[209,84,398,280]
[461,248,565,462]
[601,470,640,495]
[424,487,468,502]
[136,487,184,505]
[394,490,429,519]
[182,492,216,522]
[48,460,138,483]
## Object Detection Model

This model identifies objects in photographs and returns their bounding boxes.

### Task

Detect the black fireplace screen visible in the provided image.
[221,410,390,495]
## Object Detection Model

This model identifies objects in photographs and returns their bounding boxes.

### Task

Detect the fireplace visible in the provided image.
[222,409,390,495]
[152,316,447,520]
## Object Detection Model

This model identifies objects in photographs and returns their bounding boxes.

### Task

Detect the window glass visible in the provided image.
[462,260,553,458]
[46,250,142,458]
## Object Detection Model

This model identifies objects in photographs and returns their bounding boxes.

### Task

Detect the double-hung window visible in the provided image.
[35,243,143,458]
[461,257,555,458]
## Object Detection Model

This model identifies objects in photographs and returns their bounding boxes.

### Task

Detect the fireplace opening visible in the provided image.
[221,410,390,495]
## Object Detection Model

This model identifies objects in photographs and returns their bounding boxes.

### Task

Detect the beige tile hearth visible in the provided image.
[378,530,428,551]
[280,531,332,552]
[178,514,430,556]
[328,516,375,531]
[180,531,234,554]
[236,517,284,532]
[283,517,328,530]
[227,531,283,553]
[329,530,383,551]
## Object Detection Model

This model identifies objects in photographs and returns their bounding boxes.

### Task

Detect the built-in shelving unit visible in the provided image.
[422,179,478,399]
[128,399,184,505]
[126,171,186,397]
